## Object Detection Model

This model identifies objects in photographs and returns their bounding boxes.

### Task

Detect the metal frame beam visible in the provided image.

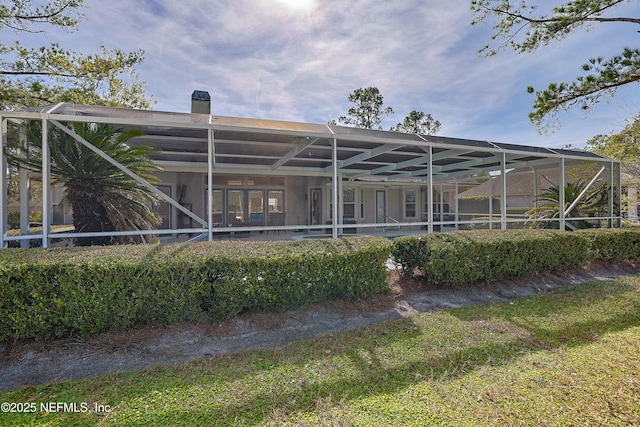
[0,106,624,248]
[50,120,208,228]
[272,137,319,170]
[325,143,397,172]
[331,137,338,238]
[564,166,606,217]
[559,158,566,230]
[41,119,50,248]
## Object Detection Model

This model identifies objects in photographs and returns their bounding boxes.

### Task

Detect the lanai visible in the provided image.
[0,102,621,248]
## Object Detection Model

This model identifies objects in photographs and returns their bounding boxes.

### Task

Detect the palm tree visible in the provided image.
[13,121,161,245]
[526,180,609,230]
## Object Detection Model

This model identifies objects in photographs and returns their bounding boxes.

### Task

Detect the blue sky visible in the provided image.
[22,0,640,148]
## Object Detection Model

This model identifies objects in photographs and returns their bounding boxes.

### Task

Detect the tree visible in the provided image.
[334,87,394,129]
[391,110,441,135]
[12,122,162,245]
[526,180,609,229]
[587,113,640,179]
[0,0,153,109]
[471,0,640,129]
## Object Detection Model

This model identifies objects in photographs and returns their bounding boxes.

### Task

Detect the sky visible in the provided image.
[20,0,640,149]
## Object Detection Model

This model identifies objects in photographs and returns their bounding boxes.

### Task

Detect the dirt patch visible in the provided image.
[1,261,638,392]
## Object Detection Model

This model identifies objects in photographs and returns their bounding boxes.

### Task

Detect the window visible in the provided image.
[212,190,223,225]
[329,188,356,220]
[268,190,284,213]
[405,189,417,219]
[343,187,355,219]
[226,176,244,186]
[206,187,284,227]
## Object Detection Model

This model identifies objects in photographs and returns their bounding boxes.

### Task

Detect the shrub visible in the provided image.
[0,236,392,341]
[392,230,590,286]
[577,228,640,263]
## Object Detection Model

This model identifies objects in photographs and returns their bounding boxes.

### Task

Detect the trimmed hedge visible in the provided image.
[393,229,640,287]
[577,228,640,263]
[0,236,392,341]
[392,230,591,286]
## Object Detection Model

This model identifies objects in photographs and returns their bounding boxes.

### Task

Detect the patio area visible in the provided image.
[1,97,622,248]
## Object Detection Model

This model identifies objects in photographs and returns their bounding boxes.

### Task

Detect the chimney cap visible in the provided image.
[192,90,211,101]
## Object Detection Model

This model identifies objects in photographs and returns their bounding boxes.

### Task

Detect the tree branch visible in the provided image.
[0,70,77,78]
[10,2,76,23]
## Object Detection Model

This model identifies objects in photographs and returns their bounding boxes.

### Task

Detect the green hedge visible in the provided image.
[393,229,640,287]
[0,236,392,341]
[392,230,591,286]
[577,229,640,263]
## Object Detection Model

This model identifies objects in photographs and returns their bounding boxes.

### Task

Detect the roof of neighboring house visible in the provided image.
[7,200,43,213]
[458,170,557,199]
[459,163,624,199]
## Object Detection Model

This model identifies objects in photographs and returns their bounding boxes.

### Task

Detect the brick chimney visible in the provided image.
[191,90,211,114]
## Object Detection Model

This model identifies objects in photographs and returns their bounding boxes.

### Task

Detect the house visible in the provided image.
[622,171,639,222]
[0,91,622,248]
[456,162,630,227]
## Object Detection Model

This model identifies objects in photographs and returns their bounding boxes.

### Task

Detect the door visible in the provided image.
[310,188,322,225]
[227,190,244,225]
[376,190,386,224]
[248,190,265,226]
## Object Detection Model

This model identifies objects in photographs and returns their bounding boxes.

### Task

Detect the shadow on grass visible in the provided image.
[124,278,640,426]
[451,278,640,348]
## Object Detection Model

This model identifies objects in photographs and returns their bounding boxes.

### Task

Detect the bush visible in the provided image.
[0,236,392,341]
[577,229,640,263]
[392,230,590,286]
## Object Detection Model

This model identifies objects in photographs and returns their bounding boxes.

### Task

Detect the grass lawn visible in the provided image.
[1,275,639,426]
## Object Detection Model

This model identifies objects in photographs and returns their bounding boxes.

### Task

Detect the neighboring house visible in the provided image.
[0,92,623,248]
[622,171,639,222]
[459,164,636,224]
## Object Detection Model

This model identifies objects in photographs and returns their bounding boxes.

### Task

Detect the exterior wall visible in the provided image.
[160,173,334,228]
[628,186,638,222]
[361,187,376,224]
[153,174,434,231]
[458,198,501,217]
[287,176,317,226]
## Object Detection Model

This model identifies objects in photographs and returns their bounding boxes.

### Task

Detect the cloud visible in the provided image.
[12,0,640,148]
